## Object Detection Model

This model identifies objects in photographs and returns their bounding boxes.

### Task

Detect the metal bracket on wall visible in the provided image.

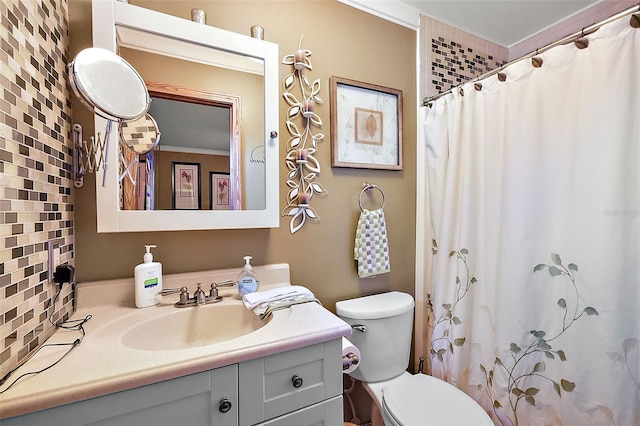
[72,122,110,188]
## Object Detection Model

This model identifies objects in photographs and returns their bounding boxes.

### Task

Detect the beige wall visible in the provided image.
[69,0,418,314]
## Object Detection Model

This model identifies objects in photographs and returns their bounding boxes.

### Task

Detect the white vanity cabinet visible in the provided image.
[2,340,343,426]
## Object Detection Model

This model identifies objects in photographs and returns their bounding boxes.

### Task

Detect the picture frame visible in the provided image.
[171,162,201,209]
[210,172,231,210]
[330,76,403,170]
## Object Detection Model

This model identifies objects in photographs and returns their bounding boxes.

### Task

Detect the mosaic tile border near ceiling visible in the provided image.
[431,36,506,94]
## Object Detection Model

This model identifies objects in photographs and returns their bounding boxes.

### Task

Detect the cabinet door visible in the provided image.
[3,365,239,426]
[256,395,343,426]
[211,363,239,426]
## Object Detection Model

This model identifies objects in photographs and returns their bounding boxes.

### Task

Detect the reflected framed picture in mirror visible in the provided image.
[172,162,201,210]
[210,172,231,210]
[136,160,149,210]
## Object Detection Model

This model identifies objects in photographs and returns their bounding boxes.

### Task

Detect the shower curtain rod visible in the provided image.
[422,3,640,106]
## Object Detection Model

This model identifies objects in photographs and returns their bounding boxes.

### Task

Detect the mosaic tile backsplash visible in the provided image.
[0,0,74,377]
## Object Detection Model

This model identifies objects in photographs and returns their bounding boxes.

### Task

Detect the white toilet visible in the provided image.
[336,291,493,426]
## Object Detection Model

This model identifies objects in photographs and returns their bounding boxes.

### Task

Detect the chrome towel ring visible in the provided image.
[358,182,386,212]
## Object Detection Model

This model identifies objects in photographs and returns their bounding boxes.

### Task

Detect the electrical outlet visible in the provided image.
[47,239,63,284]
[54,245,61,269]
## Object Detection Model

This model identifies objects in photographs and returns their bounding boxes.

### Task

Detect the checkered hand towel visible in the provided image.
[354,208,390,278]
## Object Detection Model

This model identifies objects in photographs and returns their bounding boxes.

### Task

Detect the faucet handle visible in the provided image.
[209,280,235,299]
[160,286,188,296]
[160,286,190,304]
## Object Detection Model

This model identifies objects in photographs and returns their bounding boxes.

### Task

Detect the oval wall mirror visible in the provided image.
[119,113,161,211]
[69,47,150,121]
[120,112,161,155]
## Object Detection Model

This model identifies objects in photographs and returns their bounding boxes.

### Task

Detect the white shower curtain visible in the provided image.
[421,16,640,426]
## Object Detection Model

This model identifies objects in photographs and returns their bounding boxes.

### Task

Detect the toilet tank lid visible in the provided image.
[336,291,415,320]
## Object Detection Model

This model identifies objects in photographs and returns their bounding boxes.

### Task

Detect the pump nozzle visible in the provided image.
[144,245,157,263]
[243,256,253,270]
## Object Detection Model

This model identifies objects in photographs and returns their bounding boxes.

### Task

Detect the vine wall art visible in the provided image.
[281,36,327,233]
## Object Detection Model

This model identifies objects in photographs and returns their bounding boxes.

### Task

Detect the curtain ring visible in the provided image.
[531,48,543,68]
[575,34,589,49]
[359,183,385,212]
[531,56,543,68]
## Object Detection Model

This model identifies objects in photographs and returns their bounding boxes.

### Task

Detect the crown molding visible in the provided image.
[337,0,420,30]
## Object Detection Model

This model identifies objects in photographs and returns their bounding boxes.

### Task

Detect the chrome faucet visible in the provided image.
[160,281,235,308]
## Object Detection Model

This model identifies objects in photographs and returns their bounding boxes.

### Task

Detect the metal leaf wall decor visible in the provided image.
[281,36,327,233]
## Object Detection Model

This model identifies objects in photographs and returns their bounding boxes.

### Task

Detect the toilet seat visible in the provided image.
[380,374,493,426]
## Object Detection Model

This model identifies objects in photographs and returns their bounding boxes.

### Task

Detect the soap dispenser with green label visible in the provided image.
[237,255,259,296]
[134,244,163,308]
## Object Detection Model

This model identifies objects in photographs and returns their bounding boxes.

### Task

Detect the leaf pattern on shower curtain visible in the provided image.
[605,338,640,389]
[477,253,599,426]
[428,249,602,425]
[428,247,476,379]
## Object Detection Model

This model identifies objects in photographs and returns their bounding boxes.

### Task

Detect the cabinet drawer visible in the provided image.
[256,395,343,426]
[239,339,342,426]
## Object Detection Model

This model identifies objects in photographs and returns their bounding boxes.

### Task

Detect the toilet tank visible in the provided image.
[336,291,414,383]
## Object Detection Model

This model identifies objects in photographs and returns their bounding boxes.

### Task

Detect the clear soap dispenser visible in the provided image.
[134,244,163,308]
[236,255,259,296]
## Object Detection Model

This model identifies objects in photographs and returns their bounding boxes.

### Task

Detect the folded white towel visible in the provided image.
[242,285,314,310]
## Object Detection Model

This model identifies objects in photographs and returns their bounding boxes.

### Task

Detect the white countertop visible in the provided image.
[0,264,352,419]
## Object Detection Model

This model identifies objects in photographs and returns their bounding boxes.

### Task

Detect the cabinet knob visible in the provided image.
[219,397,232,413]
[291,375,303,388]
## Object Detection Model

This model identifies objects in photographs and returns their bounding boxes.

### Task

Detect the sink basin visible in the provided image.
[121,303,269,351]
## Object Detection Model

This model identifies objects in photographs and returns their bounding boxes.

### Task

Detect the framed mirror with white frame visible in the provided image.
[91,0,279,232]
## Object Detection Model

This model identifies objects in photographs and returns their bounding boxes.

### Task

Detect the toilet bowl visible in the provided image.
[366,371,493,426]
[336,292,493,426]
